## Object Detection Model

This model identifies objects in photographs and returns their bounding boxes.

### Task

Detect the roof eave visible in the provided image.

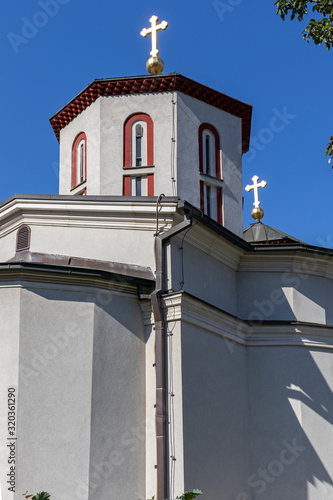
[49,73,252,153]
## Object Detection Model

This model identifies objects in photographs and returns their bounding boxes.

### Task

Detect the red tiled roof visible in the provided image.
[254,238,298,245]
[49,73,252,153]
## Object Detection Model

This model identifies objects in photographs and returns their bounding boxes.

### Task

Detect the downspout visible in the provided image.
[151,197,192,500]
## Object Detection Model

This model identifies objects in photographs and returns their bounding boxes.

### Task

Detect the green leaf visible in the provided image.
[31,493,50,500]
[275,2,333,165]
[176,490,203,500]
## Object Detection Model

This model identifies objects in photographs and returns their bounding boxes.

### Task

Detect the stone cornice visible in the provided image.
[142,292,333,350]
[2,196,333,280]
[0,261,149,295]
[0,196,179,237]
[239,251,333,280]
[181,223,244,271]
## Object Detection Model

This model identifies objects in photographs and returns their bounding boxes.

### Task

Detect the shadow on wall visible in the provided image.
[181,323,333,500]
[244,345,333,499]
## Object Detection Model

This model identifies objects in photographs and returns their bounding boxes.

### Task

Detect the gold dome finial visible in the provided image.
[140,15,168,75]
[245,175,267,222]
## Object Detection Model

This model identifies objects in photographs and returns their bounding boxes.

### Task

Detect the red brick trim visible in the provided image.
[123,113,154,168]
[200,181,223,226]
[147,174,154,196]
[198,123,221,178]
[123,175,131,196]
[72,132,87,189]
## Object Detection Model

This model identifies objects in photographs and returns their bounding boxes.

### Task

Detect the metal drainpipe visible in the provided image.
[151,200,192,500]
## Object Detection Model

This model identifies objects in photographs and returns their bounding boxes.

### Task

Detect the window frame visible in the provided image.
[72,132,87,190]
[123,113,154,196]
[199,123,221,179]
[199,123,223,225]
[123,174,154,196]
[124,113,154,168]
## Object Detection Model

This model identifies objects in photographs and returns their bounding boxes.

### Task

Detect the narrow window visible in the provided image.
[136,124,143,166]
[124,113,154,168]
[206,185,211,218]
[199,123,223,225]
[72,132,87,190]
[136,176,142,196]
[124,113,155,196]
[124,175,150,196]
[130,121,146,167]
[79,141,85,183]
[205,134,211,175]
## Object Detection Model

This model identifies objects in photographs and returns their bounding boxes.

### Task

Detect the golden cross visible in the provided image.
[245,175,267,208]
[140,15,168,57]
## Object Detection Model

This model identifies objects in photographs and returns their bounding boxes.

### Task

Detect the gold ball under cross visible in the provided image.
[146,56,164,75]
[251,207,264,221]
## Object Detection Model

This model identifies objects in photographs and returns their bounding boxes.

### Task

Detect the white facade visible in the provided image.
[0,74,332,500]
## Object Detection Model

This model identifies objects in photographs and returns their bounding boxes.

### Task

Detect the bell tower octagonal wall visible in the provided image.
[58,84,244,236]
[176,92,243,237]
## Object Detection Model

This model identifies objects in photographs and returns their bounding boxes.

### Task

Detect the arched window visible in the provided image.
[133,122,146,167]
[72,132,87,192]
[203,130,216,176]
[199,123,223,225]
[123,113,154,196]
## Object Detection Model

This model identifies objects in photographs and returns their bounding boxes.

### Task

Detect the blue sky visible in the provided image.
[0,0,332,246]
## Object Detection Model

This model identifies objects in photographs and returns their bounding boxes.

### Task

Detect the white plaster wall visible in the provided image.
[238,270,333,326]
[0,229,17,262]
[100,93,175,197]
[16,285,95,499]
[181,322,250,499]
[0,287,20,500]
[59,100,101,195]
[59,93,175,197]
[88,294,146,500]
[8,281,147,500]
[169,238,238,316]
[29,225,156,269]
[176,93,243,237]
[247,346,333,500]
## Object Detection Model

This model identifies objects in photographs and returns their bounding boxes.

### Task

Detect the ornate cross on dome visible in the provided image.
[140,15,168,75]
[141,15,168,57]
[245,175,267,222]
[245,175,267,208]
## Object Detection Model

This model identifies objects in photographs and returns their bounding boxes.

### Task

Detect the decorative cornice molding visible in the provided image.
[0,196,179,237]
[180,223,244,271]
[143,292,333,350]
[239,252,333,280]
[49,73,252,153]
[0,262,145,295]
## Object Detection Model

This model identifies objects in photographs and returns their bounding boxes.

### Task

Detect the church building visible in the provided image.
[0,16,332,500]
